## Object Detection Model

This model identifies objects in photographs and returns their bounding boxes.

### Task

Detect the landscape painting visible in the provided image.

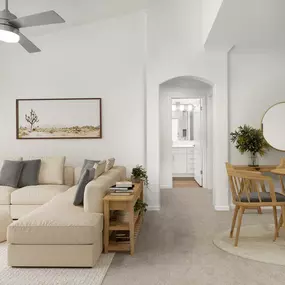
[16,98,102,139]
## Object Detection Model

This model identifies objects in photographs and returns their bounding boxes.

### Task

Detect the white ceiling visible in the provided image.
[1,0,147,38]
[205,0,285,51]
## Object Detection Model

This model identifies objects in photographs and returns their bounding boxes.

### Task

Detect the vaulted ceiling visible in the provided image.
[2,0,148,38]
[205,0,285,51]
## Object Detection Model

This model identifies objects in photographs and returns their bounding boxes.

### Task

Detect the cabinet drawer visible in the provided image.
[172,148,187,154]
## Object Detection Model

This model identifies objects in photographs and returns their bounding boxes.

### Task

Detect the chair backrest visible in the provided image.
[225,163,276,204]
[277,158,285,169]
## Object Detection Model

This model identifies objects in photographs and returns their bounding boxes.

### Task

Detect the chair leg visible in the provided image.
[282,206,285,229]
[278,212,283,232]
[230,205,239,238]
[273,206,278,241]
[234,207,245,247]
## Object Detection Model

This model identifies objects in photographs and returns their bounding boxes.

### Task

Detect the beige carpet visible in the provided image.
[103,188,285,285]
[213,224,285,266]
[0,243,114,285]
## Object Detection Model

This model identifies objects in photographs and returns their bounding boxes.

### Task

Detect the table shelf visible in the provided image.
[103,182,144,255]
[109,213,141,231]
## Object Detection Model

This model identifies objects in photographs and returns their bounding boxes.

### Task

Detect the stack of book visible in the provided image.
[109,181,134,195]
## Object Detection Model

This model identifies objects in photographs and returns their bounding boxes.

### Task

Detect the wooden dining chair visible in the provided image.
[226,163,285,246]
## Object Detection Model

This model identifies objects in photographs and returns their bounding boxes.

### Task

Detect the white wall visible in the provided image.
[229,50,285,166]
[146,0,229,210]
[0,1,230,211]
[202,0,224,44]
[0,13,145,172]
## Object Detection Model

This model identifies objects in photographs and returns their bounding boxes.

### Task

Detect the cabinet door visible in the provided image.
[186,148,195,175]
[172,149,187,174]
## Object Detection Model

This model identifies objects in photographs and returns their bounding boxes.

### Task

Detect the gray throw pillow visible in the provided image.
[80,159,100,176]
[18,160,41,188]
[74,168,95,206]
[0,160,24,188]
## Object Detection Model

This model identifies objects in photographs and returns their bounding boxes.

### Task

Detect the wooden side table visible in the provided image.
[103,182,143,255]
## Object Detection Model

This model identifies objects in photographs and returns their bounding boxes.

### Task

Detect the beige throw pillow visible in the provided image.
[38,156,66,185]
[105,158,115,172]
[94,160,106,179]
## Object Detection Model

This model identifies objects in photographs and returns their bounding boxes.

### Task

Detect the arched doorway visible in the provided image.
[159,76,213,190]
[145,71,229,212]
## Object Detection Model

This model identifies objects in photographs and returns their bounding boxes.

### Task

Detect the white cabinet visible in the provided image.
[172,147,194,177]
[186,148,194,174]
[172,148,187,174]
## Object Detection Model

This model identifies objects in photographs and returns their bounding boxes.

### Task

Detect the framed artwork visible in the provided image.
[16,98,102,139]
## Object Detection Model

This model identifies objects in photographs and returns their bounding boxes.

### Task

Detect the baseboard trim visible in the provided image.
[160,185,172,189]
[148,206,160,211]
[215,205,230,211]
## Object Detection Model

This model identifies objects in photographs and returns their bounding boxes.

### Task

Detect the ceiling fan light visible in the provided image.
[0,29,19,43]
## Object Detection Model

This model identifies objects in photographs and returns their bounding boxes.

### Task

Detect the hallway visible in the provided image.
[103,188,285,285]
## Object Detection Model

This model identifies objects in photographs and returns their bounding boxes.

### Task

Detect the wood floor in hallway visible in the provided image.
[172,177,201,188]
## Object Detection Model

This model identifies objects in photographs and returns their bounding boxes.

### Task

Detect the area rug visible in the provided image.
[213,224,285,266]
[0,243,115,285]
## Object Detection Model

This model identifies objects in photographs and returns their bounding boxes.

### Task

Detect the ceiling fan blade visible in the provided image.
[9,10,65,29]
[18,32,40,53]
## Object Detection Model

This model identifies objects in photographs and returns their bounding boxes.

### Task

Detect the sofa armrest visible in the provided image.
[83,166,127,214]
[84,180,110,214]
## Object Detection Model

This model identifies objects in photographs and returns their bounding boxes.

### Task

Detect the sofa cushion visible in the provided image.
[38,156,66,185]
[11,185,69,205]
[0,160,24,188]
[18,160,41,188]
[7,193,103,245]
[0,186,16,205]
[105,158,115,172]
[0,157,22,171]
[80,159,100,177]
[94,160,106,179]
[74,168,95,206]
[64,166,74,187]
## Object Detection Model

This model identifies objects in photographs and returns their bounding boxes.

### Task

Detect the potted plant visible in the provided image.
[117,199,148,223]
[230,125,270,166]
[131,165,149,187]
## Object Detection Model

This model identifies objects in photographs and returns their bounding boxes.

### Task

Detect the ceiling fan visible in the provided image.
[0,0,65,53]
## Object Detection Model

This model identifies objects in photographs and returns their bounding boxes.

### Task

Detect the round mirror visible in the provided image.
[262,102,285,151]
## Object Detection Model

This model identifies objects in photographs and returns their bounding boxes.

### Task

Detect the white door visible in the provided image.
[193,99,203,186]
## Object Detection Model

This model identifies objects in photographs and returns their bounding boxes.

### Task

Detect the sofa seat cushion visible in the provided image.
[7,201,103,245]
[11,185,69,205]
[0,186,16,205]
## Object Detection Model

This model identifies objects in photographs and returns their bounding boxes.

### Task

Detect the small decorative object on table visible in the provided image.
[131,165,149,187]
[230,125,270,166]
[109,181,134,196]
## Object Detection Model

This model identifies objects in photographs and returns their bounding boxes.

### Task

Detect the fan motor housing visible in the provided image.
[0,23,19,35]
[0,10,16,21]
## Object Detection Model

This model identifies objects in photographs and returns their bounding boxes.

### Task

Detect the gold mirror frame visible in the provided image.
[261,102,285,152]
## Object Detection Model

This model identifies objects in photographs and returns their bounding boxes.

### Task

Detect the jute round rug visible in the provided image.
[0,242,115,285]
[213,224,285,266]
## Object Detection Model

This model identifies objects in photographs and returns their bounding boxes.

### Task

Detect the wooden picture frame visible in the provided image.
[16,98,102,139]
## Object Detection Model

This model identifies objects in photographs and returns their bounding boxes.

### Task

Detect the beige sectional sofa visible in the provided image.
[5,162,126,267]
[0,166,80,219]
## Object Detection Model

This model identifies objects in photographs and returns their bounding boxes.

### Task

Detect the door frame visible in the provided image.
[159,91,212,189]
